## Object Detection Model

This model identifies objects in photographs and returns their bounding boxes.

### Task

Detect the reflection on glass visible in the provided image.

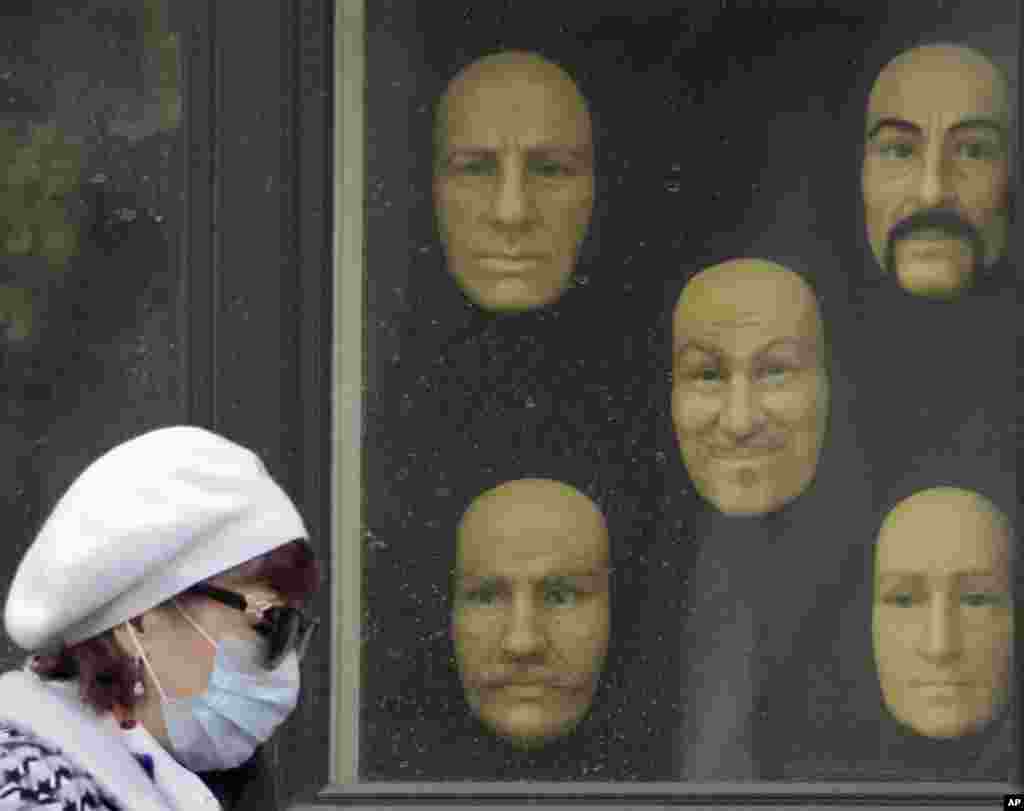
[670,258,829,517]
[451,478,610,748]
[862,44,1011,299]
[0,0,180,349]
[0,0,185,662]
[433,51,594,313]
[0,125,81,342]
[873,486,1014,738]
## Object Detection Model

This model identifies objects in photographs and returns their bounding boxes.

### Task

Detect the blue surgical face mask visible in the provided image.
[128,601,301,772]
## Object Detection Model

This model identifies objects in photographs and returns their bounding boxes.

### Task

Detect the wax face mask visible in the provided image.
[671,260,829,516]
[434,52,594,313]
[873,487,1014,738]
[452,479,610,747]
[862,45,1011,298]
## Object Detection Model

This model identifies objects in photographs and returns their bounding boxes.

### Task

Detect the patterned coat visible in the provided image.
[1,720,127,809]
[0,669,220,810]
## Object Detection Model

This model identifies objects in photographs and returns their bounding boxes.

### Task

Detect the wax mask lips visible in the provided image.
[708,437,787,457]
[477,253,546,273]
[471,669,584,690]
[914,681,973,691]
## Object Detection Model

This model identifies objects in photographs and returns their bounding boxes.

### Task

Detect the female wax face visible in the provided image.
[873,487,1014,738]
[671,260,829,516]
[452,479,610,748]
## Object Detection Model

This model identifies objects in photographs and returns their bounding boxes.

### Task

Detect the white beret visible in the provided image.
[4,425,310,652]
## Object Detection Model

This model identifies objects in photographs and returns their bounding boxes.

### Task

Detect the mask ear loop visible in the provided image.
[173,598,220,649]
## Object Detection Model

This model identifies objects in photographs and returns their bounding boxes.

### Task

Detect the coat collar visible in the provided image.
[0,669,220,811]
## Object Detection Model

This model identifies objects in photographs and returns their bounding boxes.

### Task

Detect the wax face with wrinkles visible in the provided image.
[433,51,594,312]
[452,479,610,748]
[862,44,1011,298]
[671,260,828,516]
[873,487,1014,739]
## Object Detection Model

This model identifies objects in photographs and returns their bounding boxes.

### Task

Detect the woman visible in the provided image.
[0,425,321,810]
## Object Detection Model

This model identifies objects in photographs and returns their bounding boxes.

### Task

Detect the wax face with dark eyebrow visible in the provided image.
[671,259,829,517]
[872,487,1014,738]
[433,51,595,313]
[861,44,1011,298]
[451,479,610,748]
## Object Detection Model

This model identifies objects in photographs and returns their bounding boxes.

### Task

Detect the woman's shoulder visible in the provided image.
[0,719,124,810]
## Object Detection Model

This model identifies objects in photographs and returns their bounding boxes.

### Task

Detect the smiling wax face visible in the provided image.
[873,487,1014,738]
[671,259,829,517]
[452,479,610,748]
[433,52,595,312]
[862,44,1012,298]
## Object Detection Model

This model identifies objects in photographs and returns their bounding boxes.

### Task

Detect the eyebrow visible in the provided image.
[877,569,1001,580]
[443,145,593,162]
[866,116,1007,142]
[673,337,817,358]
[453,569,610,583]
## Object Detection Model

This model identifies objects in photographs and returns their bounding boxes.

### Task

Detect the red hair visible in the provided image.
[219,537,321,604]
[30,540,321,713]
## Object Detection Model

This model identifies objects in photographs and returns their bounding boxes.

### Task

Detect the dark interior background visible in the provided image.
[361,0,1020,782]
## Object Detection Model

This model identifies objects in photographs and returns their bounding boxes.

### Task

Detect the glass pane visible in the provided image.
[0,0,185,672]
[357,0,1019,785]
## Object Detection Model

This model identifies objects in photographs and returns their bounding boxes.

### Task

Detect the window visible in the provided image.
[338,0,1020,807]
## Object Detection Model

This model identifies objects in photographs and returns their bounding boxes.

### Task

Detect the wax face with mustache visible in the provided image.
[862,44,1012,299]
[452,479,610,748]
[672,259,829,517]
[433,51,595,312]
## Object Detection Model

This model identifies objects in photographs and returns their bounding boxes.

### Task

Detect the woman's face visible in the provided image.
[114,572,286,747]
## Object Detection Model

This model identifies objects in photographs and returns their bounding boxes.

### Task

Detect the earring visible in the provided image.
[132,657,145,697]
[113,701,138,730]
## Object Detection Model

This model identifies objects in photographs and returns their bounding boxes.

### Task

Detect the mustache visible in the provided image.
[885,208,985,272]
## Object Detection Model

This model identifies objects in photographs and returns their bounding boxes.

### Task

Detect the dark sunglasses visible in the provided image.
[186,582,320,670]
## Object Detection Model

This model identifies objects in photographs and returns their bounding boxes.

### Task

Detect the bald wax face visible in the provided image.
[452,479,610,748]
[434,51,595,312]
[862,44,1012,298]
[873,487,1014,738]
[671,259,829,516]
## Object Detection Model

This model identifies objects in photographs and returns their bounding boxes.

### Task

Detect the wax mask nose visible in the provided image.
[720,378,763,438]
